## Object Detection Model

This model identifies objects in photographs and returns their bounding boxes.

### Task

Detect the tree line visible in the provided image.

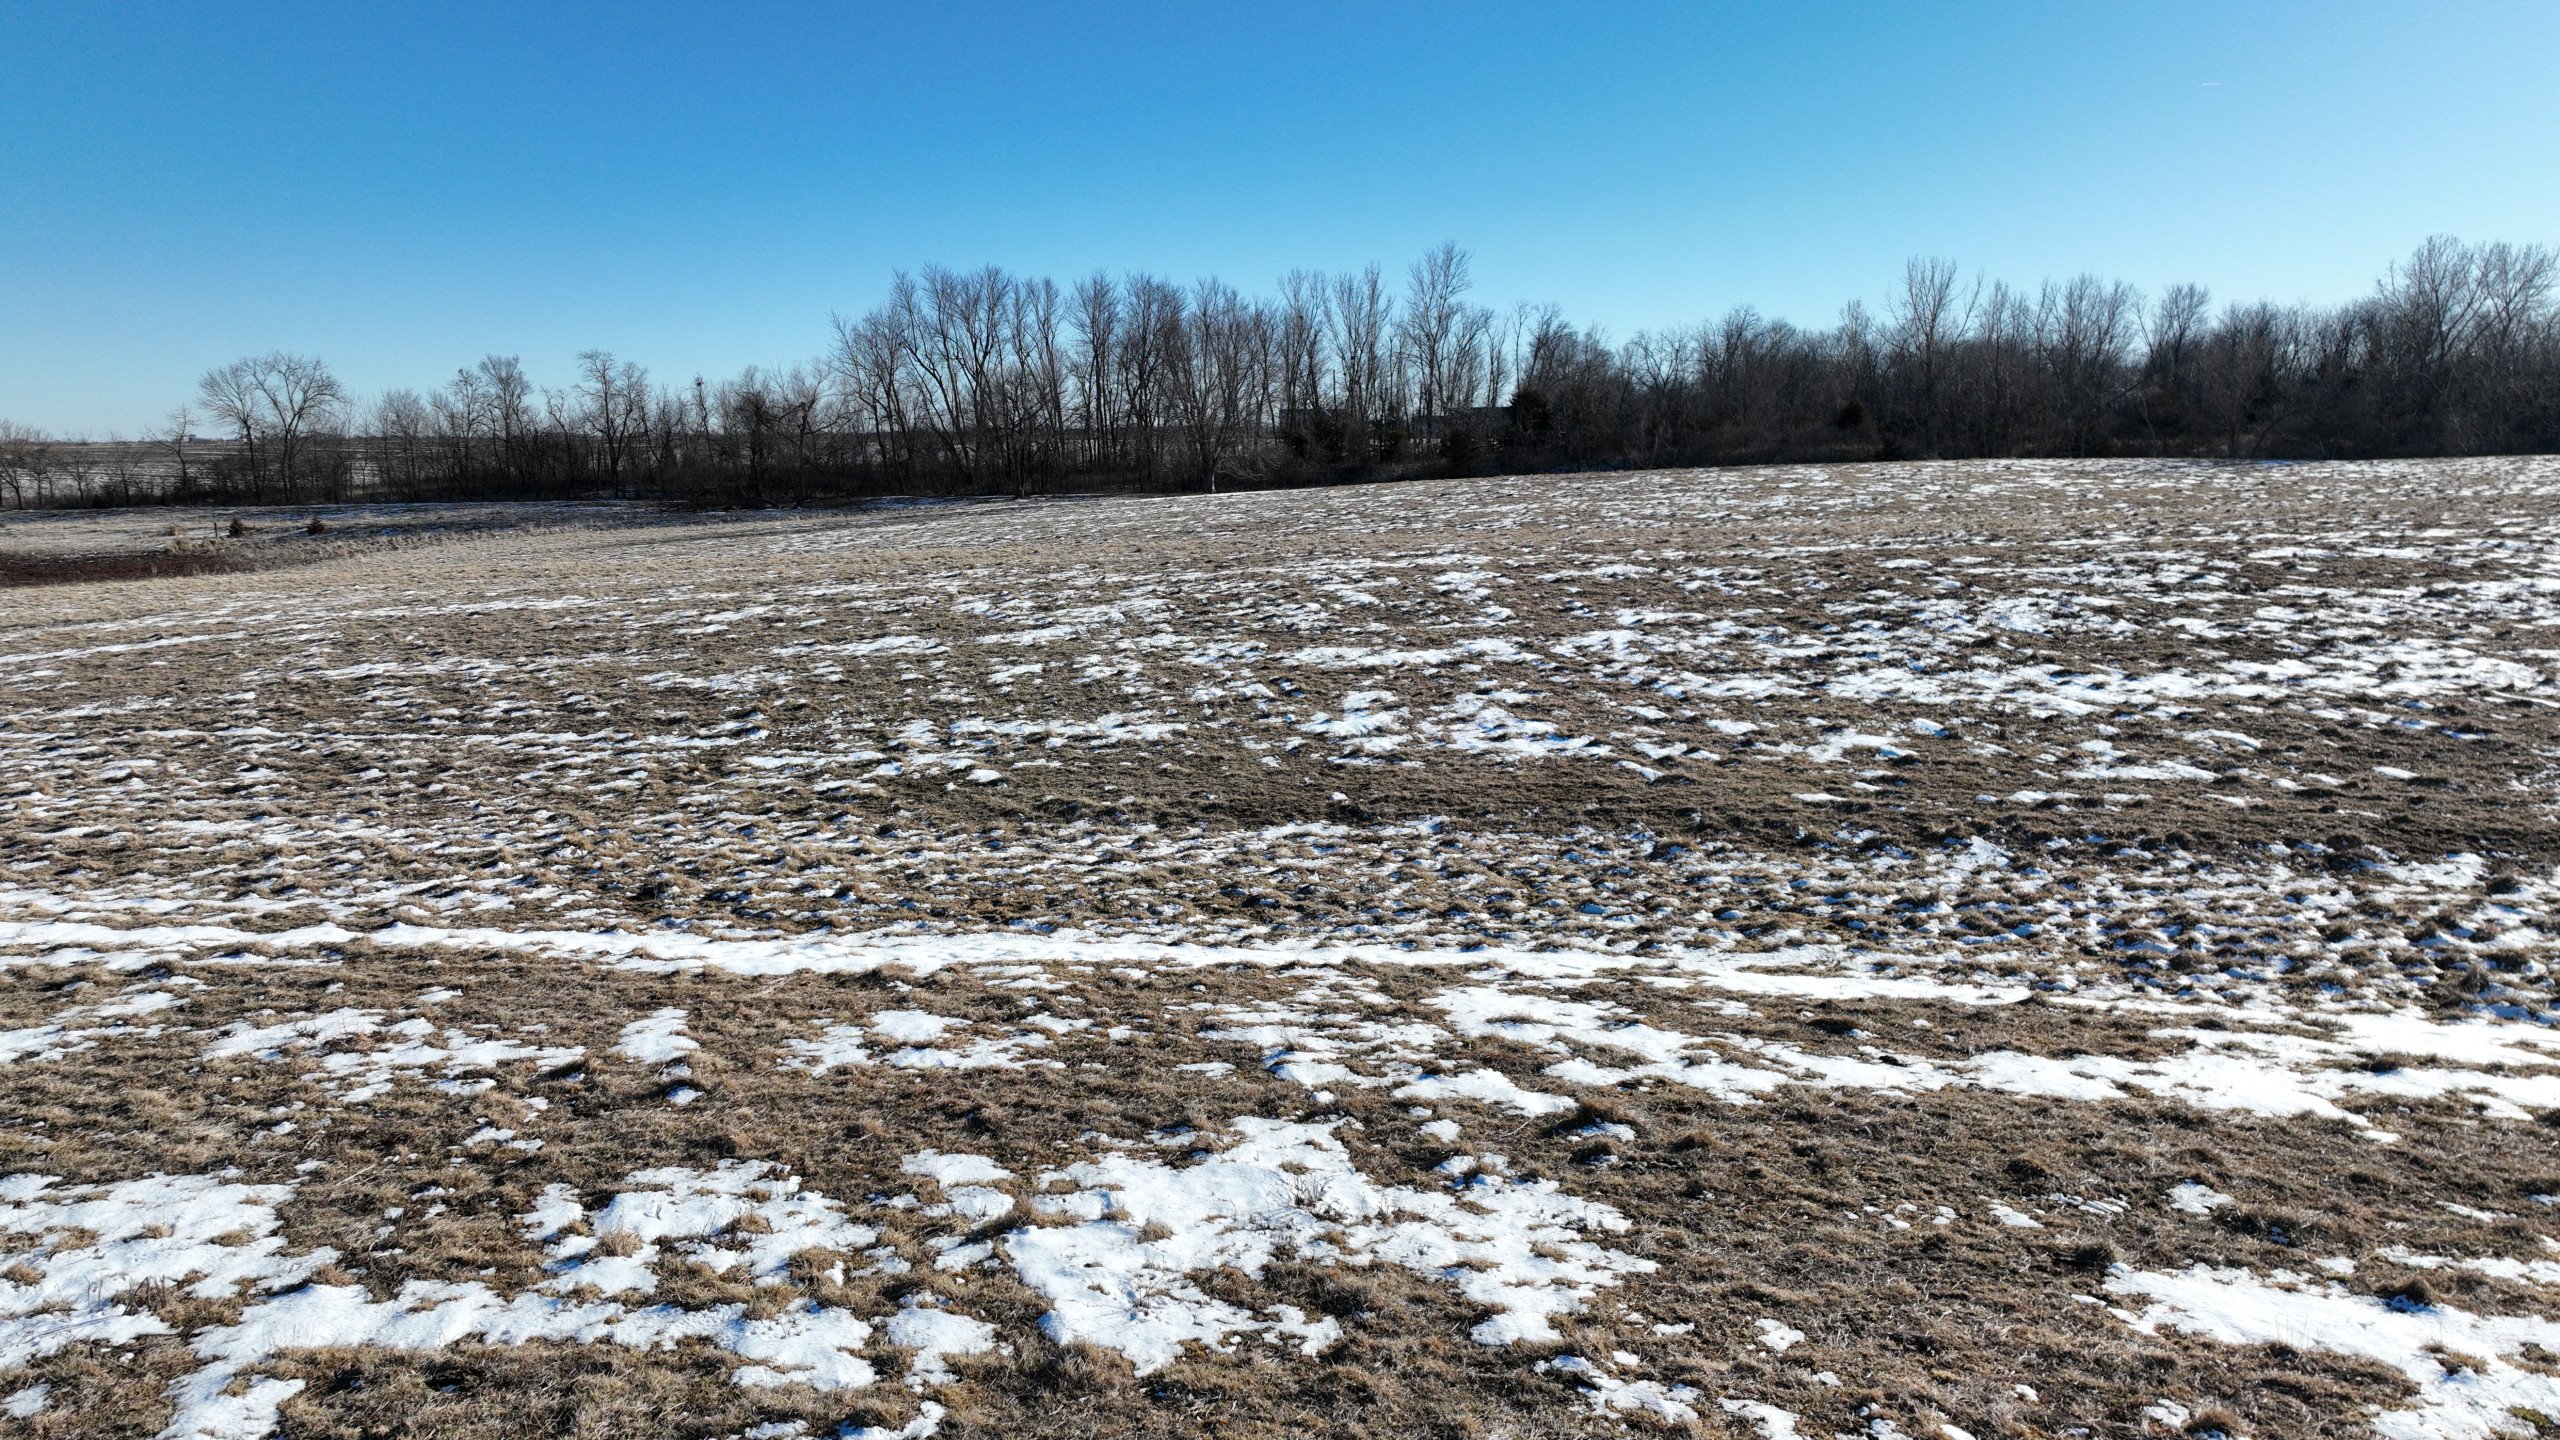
[4,235,2556,511]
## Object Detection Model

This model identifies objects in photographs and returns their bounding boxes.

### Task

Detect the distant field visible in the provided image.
[0,500,688,586]
[4,458,2558,1439]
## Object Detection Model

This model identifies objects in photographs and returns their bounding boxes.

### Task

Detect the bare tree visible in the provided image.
[1120,275,1182,480]
[155,405,198,499]
[1068,274,1123,473]
[1400,243,1473,446]
[2041,276,2140,455]
[1169,279,1266,490]
[830,299,921,479]
[1010,276,1067,494]
[903,266,1015,490]
[372,389,435,496]
[478,355,536,473]
[0,421,53,510]
[196,353,346,501]
[65,237,2555,512]
[575,350,650,486]
[1275,269,1329,455]
[1886,257,1968,452]
[1327,265,1391,458]
[195,360,266,498]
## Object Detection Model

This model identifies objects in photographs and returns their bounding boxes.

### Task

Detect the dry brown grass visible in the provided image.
[6,460,2560,1437]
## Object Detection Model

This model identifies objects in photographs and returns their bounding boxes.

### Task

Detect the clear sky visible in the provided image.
[5,0,2556,436]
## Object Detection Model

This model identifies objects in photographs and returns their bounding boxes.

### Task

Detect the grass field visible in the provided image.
[4,458,2559,1439]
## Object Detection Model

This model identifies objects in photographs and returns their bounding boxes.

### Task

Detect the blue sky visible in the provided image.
[5,1,2555,436]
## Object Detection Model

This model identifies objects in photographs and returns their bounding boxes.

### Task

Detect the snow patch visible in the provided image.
[2110,1263,2560,1440]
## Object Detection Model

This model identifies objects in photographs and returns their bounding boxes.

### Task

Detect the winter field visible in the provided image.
[5,457,2560,1440]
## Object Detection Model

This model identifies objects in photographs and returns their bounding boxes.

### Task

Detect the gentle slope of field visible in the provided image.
[4,458,2558,1439]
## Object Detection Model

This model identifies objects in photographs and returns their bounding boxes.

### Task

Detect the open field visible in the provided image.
[0,500,701,587]
[4,457,2560,1439]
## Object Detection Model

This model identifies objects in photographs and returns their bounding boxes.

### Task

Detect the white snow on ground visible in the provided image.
[903,1151,1017,1225]
[0,1172,331,1374]
[531,1161,878,1295]
[1387,974,2559,1140]
[180,1282,882,1436]
[204,1007,584,1102]
[2108,1264,2560,1440]
[2167,1181,2236,1215]
[0,1120,1658,1432]
[17,882,2560,1140]
[0,1162,902,1440]
[0,1123,1653,1433]
[2373,1246,2560,1287]
[886,1300,1001,1387]
[1722,1398,1811,1438]
[1391,1066,1577,1117]
[1755,1317,1806,1352]
[840,1401,948,1440]
[1988,1203,2044,1229]
[872,1010,957,1045]
[616,1007,701,1100]
[776,1010,1057,1072]
[1545,1354,1703,1421]
[782,1021,870,1073]
[614,1007,699,1066]
[880,1016,1053,1071]
[0,986,181,1064]
[1011,1115,1652,1370]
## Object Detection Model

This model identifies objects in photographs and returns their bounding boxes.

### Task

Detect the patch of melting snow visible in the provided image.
[782,1011,1053,1073]
[1006,1115,1652,1373]
[1391,1067,1576,1117]
[878,1013,1053,1071]
[872,1010,959,1045]
[886,1300,1000,1388]
[2168,1181,2236,1215]
[0,986,182,1064]
[179,1284,880,1437]
[1300,690,1407,751]
[2108,1263,2560,1440]
[204,1008,583,1103]
[1543,1354,1702,1421]
[1427,985,2560,1138]
[0,916,362,971]
[903,1152,1016,1226]
[615,1007,700,1067]
[530,1161,877,1296]
[0,1172,331,1378]
[0,1155,935,1437]
[1721,1397,1809,1438]
[2374,1246,2560,1287]
[844,1402,948,1440]
[1755,1316,1806,1351]
[462,1123,540,1152]
[784,1022,871,1073]
[0,1169,867,1439]
[204,1007,382,1060]
[15,875,2560,1200]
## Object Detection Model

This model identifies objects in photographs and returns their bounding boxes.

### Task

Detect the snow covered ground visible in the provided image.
[4,458,2558,1439]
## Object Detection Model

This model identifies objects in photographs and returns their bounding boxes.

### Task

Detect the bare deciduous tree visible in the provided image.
[26,238,2551,512]
[575,351,649,485]
[0,421,54,510]
[195,352,346,501]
